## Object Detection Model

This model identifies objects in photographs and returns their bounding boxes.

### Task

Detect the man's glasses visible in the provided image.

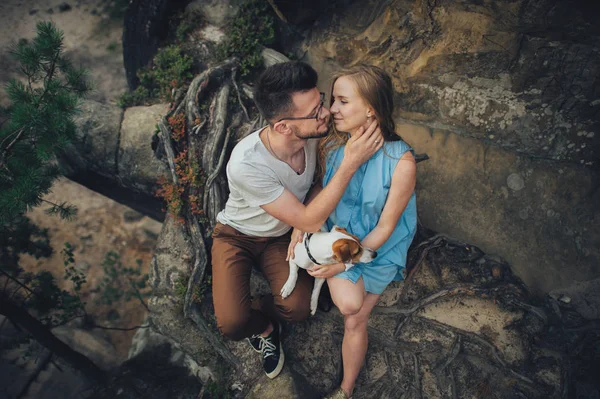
[277,92,325,122]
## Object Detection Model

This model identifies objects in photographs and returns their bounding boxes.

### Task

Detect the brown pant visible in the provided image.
[211,223,313,341]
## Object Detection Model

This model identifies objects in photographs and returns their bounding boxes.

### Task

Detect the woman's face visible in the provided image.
[330,76,372,135]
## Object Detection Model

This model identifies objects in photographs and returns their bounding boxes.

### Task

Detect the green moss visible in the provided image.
[217,0,275,76]
[118,45,193,108]
[174,275,189,301]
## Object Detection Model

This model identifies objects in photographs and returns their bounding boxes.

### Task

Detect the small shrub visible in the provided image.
[175,10,204,42]
[217,0,275,76]
[96,251,150,307]
[117,45,193,108]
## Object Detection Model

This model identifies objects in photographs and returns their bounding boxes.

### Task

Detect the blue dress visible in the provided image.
[323,140,417,294]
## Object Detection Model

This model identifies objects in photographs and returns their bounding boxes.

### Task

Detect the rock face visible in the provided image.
[144,221,587,398]
[119,104,170,193]
[68,100,123,178]
[64,101,168,219]
[300,0,600,293]
[122,0,190,90]
[400,123,599,293]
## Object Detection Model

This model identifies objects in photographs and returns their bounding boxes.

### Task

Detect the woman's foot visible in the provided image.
[324,386,351,399]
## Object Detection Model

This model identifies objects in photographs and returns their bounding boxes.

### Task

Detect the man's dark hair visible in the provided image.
[253,61,318,122]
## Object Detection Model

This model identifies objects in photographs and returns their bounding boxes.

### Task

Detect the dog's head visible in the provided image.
[328,226,377,264]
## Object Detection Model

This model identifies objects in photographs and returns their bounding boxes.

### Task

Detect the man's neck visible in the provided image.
[261,126,306,162]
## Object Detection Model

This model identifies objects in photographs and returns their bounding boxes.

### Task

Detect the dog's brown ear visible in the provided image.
[334,226,361,242]
[332,240,353,263]
[348,241,364,262]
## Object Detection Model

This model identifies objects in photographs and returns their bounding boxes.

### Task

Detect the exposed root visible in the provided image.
[418,316,536,387]
[157,119,179,185]
[156,58,242,372]
[412,353,422,399]
[203,113,242,224]
[231,68,250,121]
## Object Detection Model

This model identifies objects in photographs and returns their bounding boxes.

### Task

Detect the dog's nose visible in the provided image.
[372,251,377,259]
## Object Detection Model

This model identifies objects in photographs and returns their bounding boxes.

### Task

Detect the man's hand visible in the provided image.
[307,263,345,279]
[342,120,384,170]
[286,228,304,261]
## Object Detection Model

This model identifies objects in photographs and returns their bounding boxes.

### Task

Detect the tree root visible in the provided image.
[418,316,536,387]
[156,59,244,372]
[203,113,242,226]
[412,353,423,399]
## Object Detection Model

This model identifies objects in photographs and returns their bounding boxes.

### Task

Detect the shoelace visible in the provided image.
[258,335,276,359]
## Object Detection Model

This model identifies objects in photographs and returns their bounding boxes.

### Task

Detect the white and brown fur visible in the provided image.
[281,226,377,315]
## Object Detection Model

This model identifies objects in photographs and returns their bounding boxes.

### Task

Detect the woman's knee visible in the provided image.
[344,312,369,332]
[335,297,363,316]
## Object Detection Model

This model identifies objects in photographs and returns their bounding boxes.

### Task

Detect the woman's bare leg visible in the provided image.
[328,277,381,396]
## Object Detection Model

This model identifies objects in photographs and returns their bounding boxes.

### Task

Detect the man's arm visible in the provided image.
[262,121,382,232]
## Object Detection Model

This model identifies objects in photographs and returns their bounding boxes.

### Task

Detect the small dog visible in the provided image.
[281,226,377,315]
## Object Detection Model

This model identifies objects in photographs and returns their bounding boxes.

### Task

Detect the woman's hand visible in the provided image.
[342,120,383,170]
[287,228,304,261]
[307,263,345,279]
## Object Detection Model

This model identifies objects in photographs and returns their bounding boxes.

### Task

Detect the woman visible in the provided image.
[311,65,417,398]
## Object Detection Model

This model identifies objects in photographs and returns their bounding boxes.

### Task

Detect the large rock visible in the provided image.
[118,103,170,194]
[300,0,600,293]
[401,123,599,293]
[67,100,123,178]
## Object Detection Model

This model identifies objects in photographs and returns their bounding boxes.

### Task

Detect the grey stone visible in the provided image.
[118,103,170,194]
[507,173,525,191]
[58,3,72,12]
[124,209,144,223]
[186,0,238,28]
[52,327,120,370]
[549,279,600,320]
[66,100,124,178]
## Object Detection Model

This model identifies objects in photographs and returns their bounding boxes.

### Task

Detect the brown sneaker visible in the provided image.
[324,387,351,399]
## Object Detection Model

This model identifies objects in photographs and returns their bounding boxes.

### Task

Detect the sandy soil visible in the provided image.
[0,0,128,106]
[19,178,162,361]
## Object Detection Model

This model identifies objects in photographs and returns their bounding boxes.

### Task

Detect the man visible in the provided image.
[211,61,382,379]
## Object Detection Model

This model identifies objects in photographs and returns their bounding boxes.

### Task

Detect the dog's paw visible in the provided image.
[280,281,295,299]
[310,299,318,316]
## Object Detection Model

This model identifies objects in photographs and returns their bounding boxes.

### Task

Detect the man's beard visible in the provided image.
[292,124,330,140]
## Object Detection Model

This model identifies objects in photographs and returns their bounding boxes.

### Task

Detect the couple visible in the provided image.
[211,61,417,398]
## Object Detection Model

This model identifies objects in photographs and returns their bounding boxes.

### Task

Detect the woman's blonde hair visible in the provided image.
[316,64,402,182]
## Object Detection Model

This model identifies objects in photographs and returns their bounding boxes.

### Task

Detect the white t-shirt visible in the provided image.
[216,128,318,237]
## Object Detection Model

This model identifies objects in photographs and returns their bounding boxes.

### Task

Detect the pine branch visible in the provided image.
[0,128,25,169]
[42,199,77,220]
[126,276,150,312]
[0,268,37,297]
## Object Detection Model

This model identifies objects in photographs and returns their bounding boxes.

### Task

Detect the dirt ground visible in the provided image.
[19,178,162,360]
[0,0,128,107]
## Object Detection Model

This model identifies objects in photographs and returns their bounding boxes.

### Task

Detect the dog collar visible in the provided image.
[304,233,321,265]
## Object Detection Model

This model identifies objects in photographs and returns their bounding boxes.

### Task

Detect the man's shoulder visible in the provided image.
[228,128,277,179]
[229,130,263,167]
